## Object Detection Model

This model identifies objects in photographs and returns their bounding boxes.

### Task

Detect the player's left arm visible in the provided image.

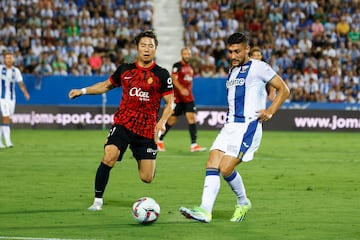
[18,82,30,100]
[154,93,174,141]
[257,74,290,122]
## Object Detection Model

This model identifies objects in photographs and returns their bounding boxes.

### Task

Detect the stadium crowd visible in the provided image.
[0,0,359,103]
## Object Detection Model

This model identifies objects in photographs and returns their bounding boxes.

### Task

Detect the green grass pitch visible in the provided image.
[0,129,359,240]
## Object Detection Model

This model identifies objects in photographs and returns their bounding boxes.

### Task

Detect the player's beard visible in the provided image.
[183,57,190,64]
[231,55,247,67]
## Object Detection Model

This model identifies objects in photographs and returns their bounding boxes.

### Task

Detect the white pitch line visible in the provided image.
[0,237,98,240]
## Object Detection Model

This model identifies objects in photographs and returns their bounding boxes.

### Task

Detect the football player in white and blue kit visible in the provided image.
[180,32,290,223]
[0,52,30,149]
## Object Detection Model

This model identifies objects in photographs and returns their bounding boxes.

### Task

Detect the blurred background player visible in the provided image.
[157,47,206,152]
[0,51,30,149]
[250,46,276,101]
[68,30,174,211]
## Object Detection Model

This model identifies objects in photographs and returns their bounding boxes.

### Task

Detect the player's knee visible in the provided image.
[219,165,234,177]
[102,157,117,167]
[139,170,155,183]
[140,175,154,183]
[102,145,120,167]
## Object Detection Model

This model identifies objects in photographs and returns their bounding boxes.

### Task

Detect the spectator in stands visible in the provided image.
[212,40,226,64]
[0,22,16,44]
[336,16,351,40]
[311,17,325,38]
[77,53,92,76]
[269,7,283,25]
[100,54,117,75]
[318,75,332,102]
[303,0,318,20]
[23,48,39,73]
[52,53,68,76]
[348,26,360,43]
[297,32,312,56]
[67,16,80,38]
[200,51,216,78]
[88,51,103,75]
[304,77,320,102]
[328,85,346,102]
[3,0,360,104]
[34,59,52,90]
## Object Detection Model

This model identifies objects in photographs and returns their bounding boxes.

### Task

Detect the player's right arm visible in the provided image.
[68,79,115,99]
[172,67,189,96]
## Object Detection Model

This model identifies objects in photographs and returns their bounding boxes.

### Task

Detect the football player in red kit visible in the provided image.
[157,47,206,152]
[68,30,174,211]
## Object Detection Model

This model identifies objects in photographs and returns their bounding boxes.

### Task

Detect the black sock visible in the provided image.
[189,123,197,144]
[159,123,172,141]
[94,162,112,198]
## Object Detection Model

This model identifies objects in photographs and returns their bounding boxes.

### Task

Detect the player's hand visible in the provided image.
[68,89,82,99]
[154,122,166,142]
[24,92,30,101]
[256,109,273,122]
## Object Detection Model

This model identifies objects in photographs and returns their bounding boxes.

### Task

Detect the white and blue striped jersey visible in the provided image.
[0,65,23,101]
[226,59,276,123]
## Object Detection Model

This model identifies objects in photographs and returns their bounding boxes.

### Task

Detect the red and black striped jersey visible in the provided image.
[110,61,173,139]
[172,61,194,103]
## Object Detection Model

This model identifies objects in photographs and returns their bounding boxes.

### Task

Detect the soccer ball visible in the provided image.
[132,197,160,225]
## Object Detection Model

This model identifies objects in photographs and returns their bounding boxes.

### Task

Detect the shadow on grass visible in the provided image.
[0,208,82,215]
[2,220,201,231]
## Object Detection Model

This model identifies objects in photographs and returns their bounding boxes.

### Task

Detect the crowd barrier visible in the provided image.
[9,75,360,132]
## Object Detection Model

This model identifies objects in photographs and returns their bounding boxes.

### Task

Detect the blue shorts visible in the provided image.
[105,125,157,161]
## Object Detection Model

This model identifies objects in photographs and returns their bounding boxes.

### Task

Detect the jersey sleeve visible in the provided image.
[172,62,181,75]
[15,68,23,83]
[159,68,173,96]
[257,61,277,83]
[109,64,127,87]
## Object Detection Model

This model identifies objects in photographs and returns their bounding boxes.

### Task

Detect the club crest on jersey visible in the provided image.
[239,65,249,73]
[147,77,153,84]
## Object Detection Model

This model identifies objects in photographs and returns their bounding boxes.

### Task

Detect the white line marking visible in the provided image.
[0,237,98,240]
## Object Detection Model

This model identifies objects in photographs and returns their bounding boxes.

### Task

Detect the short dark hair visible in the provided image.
[227,32,249,46]
[250,46,261,56]
[3,51,14,57]
[134,30,159,47]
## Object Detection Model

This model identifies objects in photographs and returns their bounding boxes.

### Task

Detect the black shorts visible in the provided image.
[173,101,196,116]
[105,125,157,161]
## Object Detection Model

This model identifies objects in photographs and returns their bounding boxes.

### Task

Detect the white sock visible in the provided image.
[94,197,103,205]
[200,169,220,214]
[2,125,13,146]
[224,170,248,206]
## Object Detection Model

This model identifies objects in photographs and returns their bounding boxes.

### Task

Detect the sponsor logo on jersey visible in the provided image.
[183,74,193,81]
[129,87,150,101]
[167,77,173,88]
[226,78,245,88]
